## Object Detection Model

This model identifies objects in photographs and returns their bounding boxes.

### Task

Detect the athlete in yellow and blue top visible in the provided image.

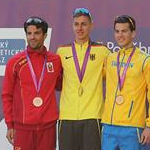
[102,15,150,150]
[57,8,110,150]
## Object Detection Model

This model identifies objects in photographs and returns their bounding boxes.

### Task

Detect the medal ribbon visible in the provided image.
[72,41,91,82]
[117,47,135,91]
[26,50,46,93]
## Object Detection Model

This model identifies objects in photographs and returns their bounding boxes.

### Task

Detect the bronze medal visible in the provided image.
[116,95,124,105]
[33,97,43,107]
[78,86,83,96]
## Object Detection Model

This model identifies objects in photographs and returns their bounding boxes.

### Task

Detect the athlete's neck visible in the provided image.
[75,38,89,45]
[31,46,44,52]
[121,43,134,50]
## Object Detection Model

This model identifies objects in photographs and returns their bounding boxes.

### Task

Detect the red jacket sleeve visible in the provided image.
[2,59,16,129]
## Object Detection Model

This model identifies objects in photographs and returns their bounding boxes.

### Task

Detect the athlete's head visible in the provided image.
[24,16,48,50]
[73,8,93,23]
[24,16,48,34]
[72,8,93,44]
[114,15,136,49]
[114,15,136,32]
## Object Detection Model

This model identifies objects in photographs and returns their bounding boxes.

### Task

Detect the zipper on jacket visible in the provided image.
[111,52,125,124]
[77,44,83,120]
[128,101,133,118]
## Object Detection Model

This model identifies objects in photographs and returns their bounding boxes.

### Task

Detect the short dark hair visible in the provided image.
[73,8,92,22]
[114,15,136,31]
[24,16,48,34]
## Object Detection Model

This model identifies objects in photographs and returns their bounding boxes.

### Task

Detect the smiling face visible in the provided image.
[26,25,47,50]
[114,23,136,49]
[72,15,93,44]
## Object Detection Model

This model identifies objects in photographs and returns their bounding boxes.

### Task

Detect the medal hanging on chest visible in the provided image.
[26,50,46,107]
[72,42,91,96]
[116,47,135,105]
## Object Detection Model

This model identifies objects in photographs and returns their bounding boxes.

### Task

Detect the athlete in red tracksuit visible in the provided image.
[2,16,62,150]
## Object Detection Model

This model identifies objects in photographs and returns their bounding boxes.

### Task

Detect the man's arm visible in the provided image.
[2,60,16,144]
[141,56,150,144]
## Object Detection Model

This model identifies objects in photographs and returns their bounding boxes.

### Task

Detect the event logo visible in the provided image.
[0,28,52,76]
[106,41,150,54]
[0,39,25,65]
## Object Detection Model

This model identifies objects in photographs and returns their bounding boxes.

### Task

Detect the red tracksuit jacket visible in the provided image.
[2,46,62,130]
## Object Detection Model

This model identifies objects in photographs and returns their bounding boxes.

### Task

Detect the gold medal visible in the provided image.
[33,97,43,107]
[78,86,83,96]
[116,95,124,105]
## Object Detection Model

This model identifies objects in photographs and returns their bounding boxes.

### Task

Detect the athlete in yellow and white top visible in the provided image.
[102,15,150,150]
[57,8,110,150]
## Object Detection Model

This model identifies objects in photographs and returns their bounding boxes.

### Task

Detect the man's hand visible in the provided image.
[141,127,150,144]
[6,128,14,145]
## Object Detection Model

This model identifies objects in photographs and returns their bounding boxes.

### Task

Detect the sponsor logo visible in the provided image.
[65,56,73,59]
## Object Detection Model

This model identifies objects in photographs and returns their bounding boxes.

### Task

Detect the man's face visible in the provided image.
[26,25,47,50]
[72,15,93,43]
[114,23,136,49]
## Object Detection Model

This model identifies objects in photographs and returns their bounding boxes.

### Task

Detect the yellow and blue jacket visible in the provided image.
[102,47,150,128]
[57,41,110,120]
